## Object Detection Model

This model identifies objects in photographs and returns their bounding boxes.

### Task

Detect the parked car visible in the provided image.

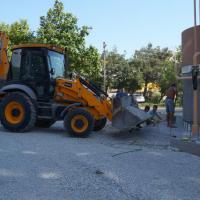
[133,93,145,103]
[108,92,117,98]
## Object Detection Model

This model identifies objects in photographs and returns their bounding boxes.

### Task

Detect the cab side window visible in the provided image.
[21,50,46,81]
[20,49,50,98]
[11,49,22,80]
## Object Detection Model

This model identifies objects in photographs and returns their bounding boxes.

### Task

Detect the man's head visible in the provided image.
[153,105,158,111]
[144,105,150,112]
[171,83,176,87]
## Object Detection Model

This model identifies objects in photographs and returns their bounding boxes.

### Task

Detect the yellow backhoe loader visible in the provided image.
[0,32,150,137]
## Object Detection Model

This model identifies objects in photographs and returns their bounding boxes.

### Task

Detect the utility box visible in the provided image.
[182,26,200,123]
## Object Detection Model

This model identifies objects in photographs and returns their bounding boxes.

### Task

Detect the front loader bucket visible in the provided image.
[112,96,151,130]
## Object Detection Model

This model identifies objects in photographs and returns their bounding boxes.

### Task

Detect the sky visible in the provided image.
[0,0,195,57]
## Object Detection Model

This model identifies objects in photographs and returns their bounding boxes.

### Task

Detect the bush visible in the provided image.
[149,92,160,104]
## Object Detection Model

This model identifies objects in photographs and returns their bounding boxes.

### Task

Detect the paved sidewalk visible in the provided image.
[0,109,200,200]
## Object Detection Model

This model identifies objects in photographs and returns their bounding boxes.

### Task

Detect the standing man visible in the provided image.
[165,83,177,128]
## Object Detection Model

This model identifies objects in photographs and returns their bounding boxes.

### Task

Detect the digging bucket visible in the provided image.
[112,96,151,129]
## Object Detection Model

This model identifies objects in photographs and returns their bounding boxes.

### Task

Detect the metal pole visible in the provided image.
[199,0,200,24]
[103,42,107,91]
[194,0,197,52]
[192,0,199,137]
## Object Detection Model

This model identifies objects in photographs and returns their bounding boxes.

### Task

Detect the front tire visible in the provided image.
[64,108,94,137]
[0,92,36,132]
[93,118,107,131]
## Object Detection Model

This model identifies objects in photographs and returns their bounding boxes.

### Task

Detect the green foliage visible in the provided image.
[132,43,173,98]
[149,92,161,104]
[0,20,34,45]
[0,23,9,34]
[0,20,34,56]
[37,0,101,79]
[77,46,101,80]
[157,60,176,99]
[157,47,182,105]
[105,49,141,92]
[9,20,34,45]
[174,46,182,64]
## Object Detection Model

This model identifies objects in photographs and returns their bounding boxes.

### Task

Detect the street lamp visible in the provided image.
[103,42,107,91]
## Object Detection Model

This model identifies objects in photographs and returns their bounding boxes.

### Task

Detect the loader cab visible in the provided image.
[9,45,65,101]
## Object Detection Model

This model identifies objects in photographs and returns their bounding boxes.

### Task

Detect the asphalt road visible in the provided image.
[0,119,200,200]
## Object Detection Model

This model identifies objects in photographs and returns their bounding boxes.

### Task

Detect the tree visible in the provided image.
[105,49,141,92]
[37,0,101,80]
[157,47,182,104]
[157,60,177,101]
[9,20,34,45]
[128,59,143,92]
[78,46,101,80]
[0,20,34,56]
[133,43,172,98]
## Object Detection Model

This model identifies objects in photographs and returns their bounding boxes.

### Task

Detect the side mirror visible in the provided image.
[49,68,55,75]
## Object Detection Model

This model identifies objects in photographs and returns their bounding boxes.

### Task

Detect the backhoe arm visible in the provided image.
[0,32,9,80]
[55,78,112,121]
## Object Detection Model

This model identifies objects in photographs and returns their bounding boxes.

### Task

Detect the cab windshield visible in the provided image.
[47,50,65,78]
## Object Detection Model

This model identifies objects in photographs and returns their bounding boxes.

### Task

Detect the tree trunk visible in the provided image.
[143,80,148,99]
[159,93,164,103]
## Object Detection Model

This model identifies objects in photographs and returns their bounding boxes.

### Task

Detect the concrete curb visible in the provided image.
[170,138,200,157]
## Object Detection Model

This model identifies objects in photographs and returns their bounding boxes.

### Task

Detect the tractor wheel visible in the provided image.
[0,92,36,132]
[64,108,94,137]
[35,119,55,128]
[93,118,107,131]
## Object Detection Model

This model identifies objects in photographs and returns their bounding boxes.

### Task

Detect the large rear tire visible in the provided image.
[93,118,107,131]
[64,108,94,137]
[0,92,36,132]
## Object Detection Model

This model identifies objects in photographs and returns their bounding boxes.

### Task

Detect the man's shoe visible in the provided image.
[171,135,177,138]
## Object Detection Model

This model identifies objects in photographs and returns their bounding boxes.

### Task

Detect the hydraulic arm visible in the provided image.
[54,76,113,121]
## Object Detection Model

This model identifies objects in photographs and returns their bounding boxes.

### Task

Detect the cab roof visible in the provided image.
[13,44,64,54]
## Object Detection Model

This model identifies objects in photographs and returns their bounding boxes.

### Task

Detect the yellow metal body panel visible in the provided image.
[55,78,112,121]
[0,32,9,80]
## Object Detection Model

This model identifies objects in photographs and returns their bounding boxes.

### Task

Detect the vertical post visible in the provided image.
[194,0,197,52]
[199,0,200,24]
[103,42,107,91]
[192,0,199,137]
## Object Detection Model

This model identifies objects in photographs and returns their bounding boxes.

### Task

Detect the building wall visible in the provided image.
[182,25,200,123]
